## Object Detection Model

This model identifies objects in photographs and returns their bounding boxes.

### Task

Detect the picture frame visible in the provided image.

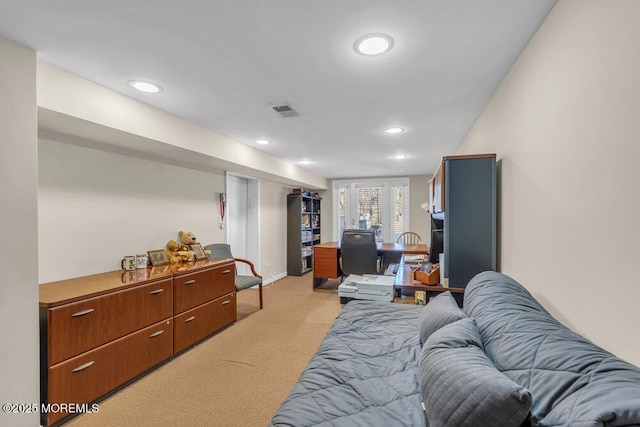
[147,249,169,266]
[190,243,207,260]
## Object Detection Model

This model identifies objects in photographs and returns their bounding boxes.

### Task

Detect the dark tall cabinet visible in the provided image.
[428,154,497,289]
[287,193,321,276]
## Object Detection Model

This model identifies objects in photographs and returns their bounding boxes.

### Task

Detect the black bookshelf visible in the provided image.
[287,193,321,276]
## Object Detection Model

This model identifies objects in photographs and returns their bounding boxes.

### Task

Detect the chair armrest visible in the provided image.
[234,258,262,279]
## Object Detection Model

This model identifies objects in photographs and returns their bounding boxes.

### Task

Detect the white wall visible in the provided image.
[0,37,39,427]
[259,181,290,281]
[39,137,226,283]
[226,174,250,275]
[409,175,431,244]
[457,0,640,366]
[38,129,294,291]
[37,63,327,191]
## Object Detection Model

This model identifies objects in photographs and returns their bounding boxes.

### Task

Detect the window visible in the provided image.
[333,178,409,242]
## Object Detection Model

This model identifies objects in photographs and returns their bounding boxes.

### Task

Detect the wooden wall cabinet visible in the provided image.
[39,259,236,426]
[287,193,321,276]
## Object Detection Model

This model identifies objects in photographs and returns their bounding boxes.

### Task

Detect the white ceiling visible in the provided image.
[0,0,556,179]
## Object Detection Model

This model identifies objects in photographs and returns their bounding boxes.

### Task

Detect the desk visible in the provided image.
[312,241,428,289]
[394,282,465,307]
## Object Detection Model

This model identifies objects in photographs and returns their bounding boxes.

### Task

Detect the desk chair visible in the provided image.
[204,244,263,309]
[340,229,381,276]
[396,231,423,245]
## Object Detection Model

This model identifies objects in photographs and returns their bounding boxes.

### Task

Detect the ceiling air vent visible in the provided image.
[271,104,300,118]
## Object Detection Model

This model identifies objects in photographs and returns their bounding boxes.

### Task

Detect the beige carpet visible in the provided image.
[65,275,342,427]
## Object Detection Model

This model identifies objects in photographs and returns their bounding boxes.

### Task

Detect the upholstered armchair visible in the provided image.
[204,244,263,309]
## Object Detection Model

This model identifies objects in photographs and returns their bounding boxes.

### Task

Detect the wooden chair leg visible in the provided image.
[259,282,263,309]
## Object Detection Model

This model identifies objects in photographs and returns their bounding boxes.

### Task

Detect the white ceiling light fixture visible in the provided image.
[128,80,162,93]
[255,139,271,145]
[383,127,404,134]
[354,33,394,56]
[299,160,313,165]
[392,154,408,160]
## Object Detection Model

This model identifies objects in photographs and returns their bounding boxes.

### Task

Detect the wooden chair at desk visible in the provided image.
[396,231,423,245]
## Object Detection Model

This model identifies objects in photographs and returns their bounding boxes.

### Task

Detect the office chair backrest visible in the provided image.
[340,229,378,275]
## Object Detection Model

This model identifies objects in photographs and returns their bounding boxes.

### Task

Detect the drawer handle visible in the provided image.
[149,330,164,338]
[222,300,231,305]
[184,316,196,323]
[71,308,94,317]
[72,361,94,373]
[149,288,164,295]
[184,280,196,285]
[222,269,232,274]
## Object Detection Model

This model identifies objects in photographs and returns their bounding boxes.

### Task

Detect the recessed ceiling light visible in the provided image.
[383,127,404,134]
[255,139,271,145]
[299,160,313,165]
[354,33,394,56]
[392,154,408,160]
[128,80,162,93]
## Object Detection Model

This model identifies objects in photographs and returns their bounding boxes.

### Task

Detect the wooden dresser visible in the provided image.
[172,262,236,353]
[39,258,236,426]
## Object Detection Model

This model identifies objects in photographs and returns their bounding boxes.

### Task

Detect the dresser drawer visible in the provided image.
[211,262,235,299]
[173,269,217,314]
[47,278,173,365]
[173,262,235,314]
[314,246,337,260]
[46,318,173,425]
[212,292,236,332]
[173,300,216,354]
[314,258,340,278]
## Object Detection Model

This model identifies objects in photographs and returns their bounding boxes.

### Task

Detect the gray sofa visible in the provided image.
[270,272,640,426]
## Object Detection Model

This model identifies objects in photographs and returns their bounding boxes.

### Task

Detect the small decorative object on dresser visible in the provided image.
[135,254,148,269]
[121,255,135,271]
[178,230,211,256]
[147,249,169,266]
[415,264,440,285]
[190,243,206,260]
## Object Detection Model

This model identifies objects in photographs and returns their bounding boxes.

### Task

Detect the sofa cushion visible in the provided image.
[464,271,640,426]
[419,317,532,427]
[417,291,466,345]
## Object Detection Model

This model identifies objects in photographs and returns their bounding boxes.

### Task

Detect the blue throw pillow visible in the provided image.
[419,317,532,427]
[417,291,466,345]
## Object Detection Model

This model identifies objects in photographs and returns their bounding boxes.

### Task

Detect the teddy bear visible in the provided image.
[178,231,211,255]
[165,239,195,263]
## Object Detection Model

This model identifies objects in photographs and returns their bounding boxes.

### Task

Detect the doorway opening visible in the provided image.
[225,173,259,275]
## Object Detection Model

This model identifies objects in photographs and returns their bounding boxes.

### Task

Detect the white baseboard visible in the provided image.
[263,271,287,286]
